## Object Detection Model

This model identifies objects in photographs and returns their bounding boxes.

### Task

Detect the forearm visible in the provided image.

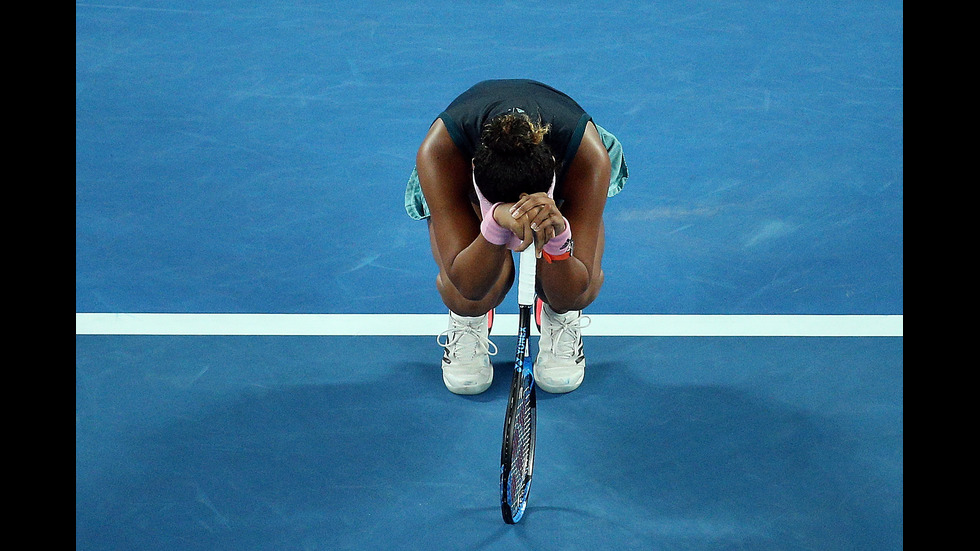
[446,236,511,301]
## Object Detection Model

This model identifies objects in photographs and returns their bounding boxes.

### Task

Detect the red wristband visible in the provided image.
[541,249,572,263]
[541,218,572,262]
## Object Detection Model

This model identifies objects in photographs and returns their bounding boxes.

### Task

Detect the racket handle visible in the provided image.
[518,247,536,306]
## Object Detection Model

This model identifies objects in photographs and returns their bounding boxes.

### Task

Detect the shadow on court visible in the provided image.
[76,336,901,550]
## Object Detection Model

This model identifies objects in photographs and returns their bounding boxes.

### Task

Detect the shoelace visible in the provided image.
[545,312,591,357]
[436,320,498,362]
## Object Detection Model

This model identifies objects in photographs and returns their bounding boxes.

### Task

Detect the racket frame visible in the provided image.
[500,248,538,524]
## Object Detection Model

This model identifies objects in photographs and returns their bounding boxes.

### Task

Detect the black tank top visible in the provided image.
[437,80,592,192]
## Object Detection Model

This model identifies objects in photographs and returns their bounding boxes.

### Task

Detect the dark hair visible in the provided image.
[472,112,557,203]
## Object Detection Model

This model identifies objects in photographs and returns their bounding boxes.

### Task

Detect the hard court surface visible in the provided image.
[76,2,903,549]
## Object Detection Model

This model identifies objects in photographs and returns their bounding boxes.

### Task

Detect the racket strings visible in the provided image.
[508,378,534,504]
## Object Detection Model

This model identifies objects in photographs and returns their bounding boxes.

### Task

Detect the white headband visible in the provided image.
[473,172,556,211]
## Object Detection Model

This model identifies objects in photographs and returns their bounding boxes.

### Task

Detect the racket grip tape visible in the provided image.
[518,248,536,306]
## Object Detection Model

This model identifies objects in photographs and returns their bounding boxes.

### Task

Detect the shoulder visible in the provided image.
[417,119,467,165]
[416,119,473,207]
[561,121,611,205]
[576,121,611,167]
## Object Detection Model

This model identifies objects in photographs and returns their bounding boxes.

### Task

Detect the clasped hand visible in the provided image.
[493,192,566,257]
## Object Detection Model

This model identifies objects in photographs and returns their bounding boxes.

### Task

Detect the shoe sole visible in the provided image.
[535,371,584,394]
[443,375,492,395]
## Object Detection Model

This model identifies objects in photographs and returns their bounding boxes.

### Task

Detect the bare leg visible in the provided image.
[428,220,515,316]
[537,219,606,313]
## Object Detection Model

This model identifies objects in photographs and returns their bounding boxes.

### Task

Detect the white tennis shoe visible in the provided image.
[535,302,589,394]
[437,310,497,395]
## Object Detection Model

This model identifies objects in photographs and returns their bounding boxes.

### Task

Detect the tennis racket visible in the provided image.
[500,247,537,524]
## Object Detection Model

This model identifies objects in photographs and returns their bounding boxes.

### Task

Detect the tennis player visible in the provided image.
[405,79,628,395]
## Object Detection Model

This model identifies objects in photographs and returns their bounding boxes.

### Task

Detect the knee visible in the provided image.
[436,272,510,316]
[545,269,604,314]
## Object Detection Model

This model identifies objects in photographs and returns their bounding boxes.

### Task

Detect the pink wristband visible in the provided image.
[480,203,513,246]
[542,218,572,255]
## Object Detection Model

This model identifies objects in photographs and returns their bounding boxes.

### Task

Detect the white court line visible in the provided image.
[76,313,903,337]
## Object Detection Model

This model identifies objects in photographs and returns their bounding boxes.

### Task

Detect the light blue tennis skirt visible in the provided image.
[404,124,629,220]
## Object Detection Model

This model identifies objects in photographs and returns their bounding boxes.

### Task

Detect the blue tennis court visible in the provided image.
[76,2,902,549]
